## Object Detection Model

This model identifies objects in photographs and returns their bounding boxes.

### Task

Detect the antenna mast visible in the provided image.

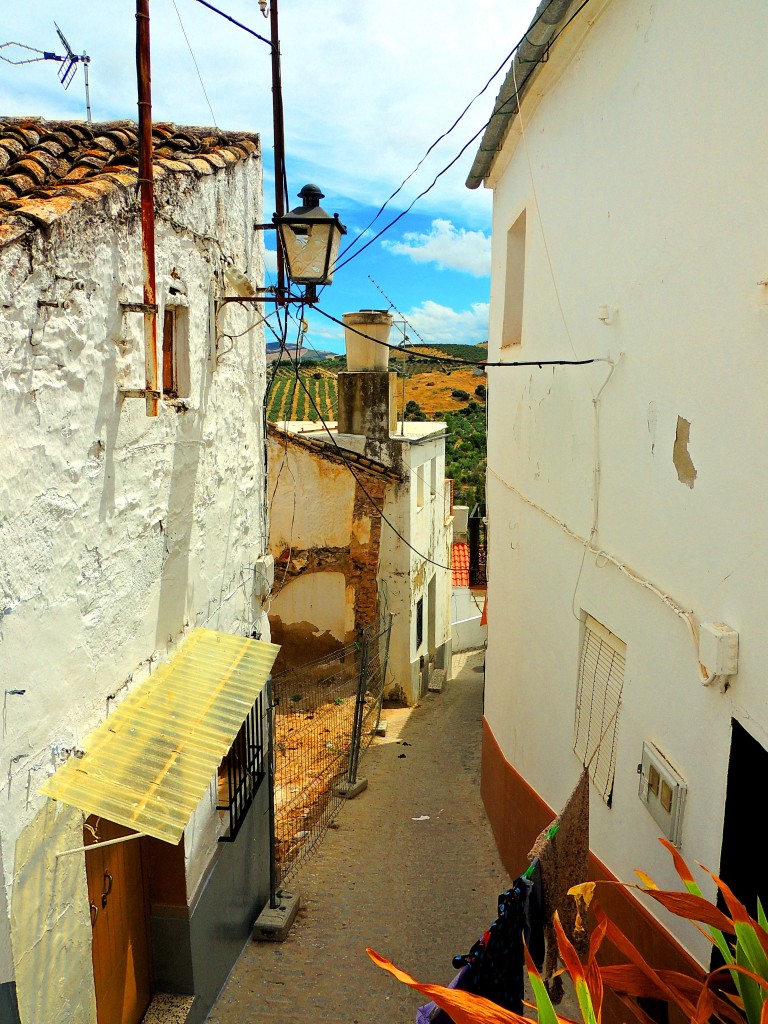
[0,23,92,122]
[54,23,92,122]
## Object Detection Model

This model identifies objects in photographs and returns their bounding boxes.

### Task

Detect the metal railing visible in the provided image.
[468,505,488,588]
[267,616,392,895]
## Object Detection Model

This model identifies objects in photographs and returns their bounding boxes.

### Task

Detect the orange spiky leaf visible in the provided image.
[367,948,536,1024]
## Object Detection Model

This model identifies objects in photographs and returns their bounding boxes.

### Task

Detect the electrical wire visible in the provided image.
[311,303,605,369]
[331,126,487,276]
[336,38,526,265]
[190,0,272,48]
[335,0,578,268]
[173,0,218,126]
[275,312,456,573]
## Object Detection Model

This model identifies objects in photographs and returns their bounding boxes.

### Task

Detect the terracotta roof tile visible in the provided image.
[3,194,79,227]
[0,138,24,160]
[157,157,194,173]
[452,542,470,588]
[187,156,216,174]
[0,117,261,239]
[0,216,32,246]
[199,151,227,170]
[14,158,48,185]
[0,173,34,195]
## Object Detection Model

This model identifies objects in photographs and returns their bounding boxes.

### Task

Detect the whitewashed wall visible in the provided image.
[382,426,452,704]
[0,150,268,1010]
[290,421,453,705]
[483,0,768,965]
[451,588,486,653]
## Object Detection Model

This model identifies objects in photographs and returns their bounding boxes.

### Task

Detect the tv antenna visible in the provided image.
[367,274,428,347]
[0,23,92,122]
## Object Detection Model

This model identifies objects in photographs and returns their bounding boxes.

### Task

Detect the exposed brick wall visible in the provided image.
[270,475,390,648]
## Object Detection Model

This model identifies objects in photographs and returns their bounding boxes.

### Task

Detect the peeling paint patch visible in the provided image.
[673,415,697,488]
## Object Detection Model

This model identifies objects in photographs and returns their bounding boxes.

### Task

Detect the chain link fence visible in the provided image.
[269,616,392,890]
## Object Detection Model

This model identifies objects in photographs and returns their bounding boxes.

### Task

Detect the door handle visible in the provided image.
[101,871,113,908]
[90,902,99,926]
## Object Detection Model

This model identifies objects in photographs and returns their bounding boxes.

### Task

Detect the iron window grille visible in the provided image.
[416,597,424,649]
[217,690,266,842]
[468,504,487,588]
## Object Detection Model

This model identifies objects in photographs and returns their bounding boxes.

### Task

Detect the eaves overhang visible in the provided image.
[466,0,582,189]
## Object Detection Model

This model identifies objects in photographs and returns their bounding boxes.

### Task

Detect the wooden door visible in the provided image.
[85,819,154,1024]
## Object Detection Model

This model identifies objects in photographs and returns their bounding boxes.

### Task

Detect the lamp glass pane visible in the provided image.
[281,221,341,285]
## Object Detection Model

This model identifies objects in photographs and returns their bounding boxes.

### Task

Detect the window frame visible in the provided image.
[573,615,625,806]
[217,691,267,842]
[161,294,190,399]
[501,208,527,349]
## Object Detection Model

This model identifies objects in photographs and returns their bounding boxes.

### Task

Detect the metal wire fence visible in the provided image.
[270,616,392,889]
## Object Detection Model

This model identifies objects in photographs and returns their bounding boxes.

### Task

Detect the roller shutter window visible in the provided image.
[573,615,626,806]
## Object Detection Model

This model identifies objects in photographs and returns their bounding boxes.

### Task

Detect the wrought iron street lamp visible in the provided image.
[276,184,347,304]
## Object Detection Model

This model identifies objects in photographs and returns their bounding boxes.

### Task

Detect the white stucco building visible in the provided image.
[467,0,768,1007]
[0,117,277,1024]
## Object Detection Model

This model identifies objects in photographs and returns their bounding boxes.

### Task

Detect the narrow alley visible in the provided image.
[208,649,516,1024]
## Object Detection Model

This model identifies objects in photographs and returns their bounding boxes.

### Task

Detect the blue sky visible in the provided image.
[1,0,539,353]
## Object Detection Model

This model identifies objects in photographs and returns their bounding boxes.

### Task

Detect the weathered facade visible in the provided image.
[269,366,453,705]
[470,0,768,1011]
[0,118,276,1024]
[267,423,399,669]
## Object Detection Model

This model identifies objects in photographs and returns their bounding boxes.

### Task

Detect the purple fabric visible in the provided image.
[416,966,471,1024]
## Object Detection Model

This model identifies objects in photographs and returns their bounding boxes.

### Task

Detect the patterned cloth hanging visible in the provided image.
[527,768,590,1004]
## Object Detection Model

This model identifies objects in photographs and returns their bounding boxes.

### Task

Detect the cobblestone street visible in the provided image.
[207,649,578,1024]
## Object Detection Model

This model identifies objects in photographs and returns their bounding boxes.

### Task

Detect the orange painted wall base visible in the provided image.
[481,718,704,1024]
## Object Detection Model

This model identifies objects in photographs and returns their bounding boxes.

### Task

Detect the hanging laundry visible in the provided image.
[417,874,545,1024]
[527,767,590,1004]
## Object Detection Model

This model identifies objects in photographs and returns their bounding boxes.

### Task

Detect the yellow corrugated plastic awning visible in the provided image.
[40,628,280,844]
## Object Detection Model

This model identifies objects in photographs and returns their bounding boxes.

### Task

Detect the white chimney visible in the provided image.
[342,310,393,370]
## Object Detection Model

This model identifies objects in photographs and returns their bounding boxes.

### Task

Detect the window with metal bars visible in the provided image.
[573,615,625,806]
[217,691,266,842]
[416,597,424,650]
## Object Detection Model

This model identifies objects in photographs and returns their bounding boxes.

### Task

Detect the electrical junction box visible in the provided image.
[638,741,687,847]
[253,554,275,599]
[698,622,739,679]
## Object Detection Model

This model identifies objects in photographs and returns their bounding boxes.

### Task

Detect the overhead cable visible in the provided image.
[273,314,456,573]
[312,304,607,369]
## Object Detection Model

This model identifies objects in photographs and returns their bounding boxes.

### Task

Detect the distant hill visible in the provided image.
[265,341,487,508]
[266,341,338,363]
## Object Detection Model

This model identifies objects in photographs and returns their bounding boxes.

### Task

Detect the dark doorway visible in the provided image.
[712,719,768,968]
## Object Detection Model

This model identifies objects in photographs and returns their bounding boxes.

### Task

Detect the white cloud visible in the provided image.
[382,219,490,277]
[399,300,489,347]
[263,247,278,275]
[0,0,537,218]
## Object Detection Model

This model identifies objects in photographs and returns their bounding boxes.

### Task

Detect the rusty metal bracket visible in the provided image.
[37,298,65,308]
[119,301,158,314]
[118,388,161,400]
[215,295,280,308]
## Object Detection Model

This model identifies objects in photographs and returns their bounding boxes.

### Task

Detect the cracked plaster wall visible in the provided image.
[266,427,452,702]
[266,434,381,666]
[0,152,269,1004]
[483,0,768,967]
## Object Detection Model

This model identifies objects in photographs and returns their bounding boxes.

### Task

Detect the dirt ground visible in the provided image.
[397,367,486,416]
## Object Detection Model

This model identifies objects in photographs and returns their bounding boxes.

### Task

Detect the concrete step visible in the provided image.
[428,668,446,693]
